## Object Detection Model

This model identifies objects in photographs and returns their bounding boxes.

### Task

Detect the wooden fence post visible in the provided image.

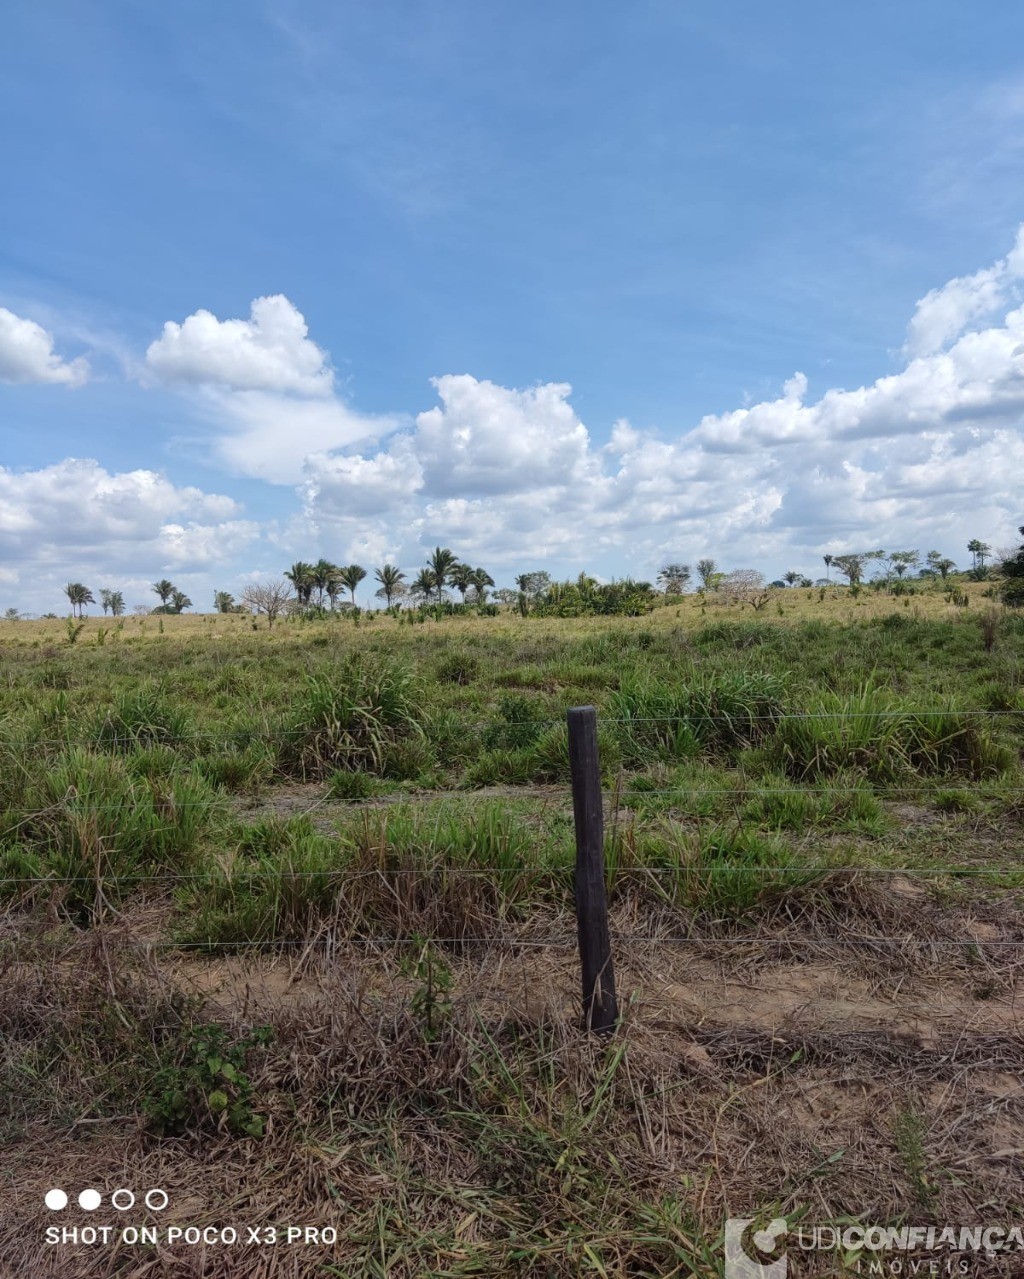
[567,705,618,1035]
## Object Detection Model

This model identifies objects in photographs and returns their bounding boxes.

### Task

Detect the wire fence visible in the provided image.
[2,707,1022,970]
[3,706,1023,750]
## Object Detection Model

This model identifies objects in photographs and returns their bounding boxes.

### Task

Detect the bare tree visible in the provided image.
[719,569,772,610]
[241,579,294,628]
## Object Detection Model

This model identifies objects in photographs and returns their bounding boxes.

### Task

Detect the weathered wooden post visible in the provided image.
[567,705,618,1035]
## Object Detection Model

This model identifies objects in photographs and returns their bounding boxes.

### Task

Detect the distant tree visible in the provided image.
[214,591,236,613]
[411,568,438,603]
[241,579,293,628]
[890,550,920,580]
[64,582,94,618]
[285,562,315,606]
[832,551,883,586]
[823,553,833,583]
[3,607,20,621]
[131,603,150,616]
[170,590,192,614]
[514,571,552,601]
[657,564,691,594]
[696,558,718,590]
[311,558,337,608]
[428,547,458,603]
[782,571,800,587]
[719,569,772,610]
[925,551,956,580]
[999,525,1024,608]
[108,590,125,616]
[492,588,520,606]
[467,566,494,604]
[338,563,367,607]
[374,564,405,608]
[152,579,175,607]
[968,539,992,572]
[871,551,913,589]
[449,563,474,603]
[99,588,114,615]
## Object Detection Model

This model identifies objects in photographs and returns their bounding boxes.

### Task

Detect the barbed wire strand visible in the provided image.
[1,706,1022,750]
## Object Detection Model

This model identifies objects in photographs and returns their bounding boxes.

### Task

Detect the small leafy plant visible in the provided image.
[144,1022,273,1138]
[401,939,453,1040]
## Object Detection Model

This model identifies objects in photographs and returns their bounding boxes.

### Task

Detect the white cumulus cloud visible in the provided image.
[0,460,258,582]
[146,296,395,482]
[146,294,334,395]
[903,225,1024,358]
[0,307,89,386]
[300,228,1024,580]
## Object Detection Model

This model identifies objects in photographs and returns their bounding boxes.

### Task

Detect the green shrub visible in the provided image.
[277,656,423,780]
[327,769,376,801]
[94,687,194,753]
[769,687,1012,781]
[144,1022,273,1137]
[436,652,480,685]
[5,750,218,920]
[483,694,545,752]
[610,671,785,764]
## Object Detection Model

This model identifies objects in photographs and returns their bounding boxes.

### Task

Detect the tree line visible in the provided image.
[7,534,1017,622]
[283,549,495,609]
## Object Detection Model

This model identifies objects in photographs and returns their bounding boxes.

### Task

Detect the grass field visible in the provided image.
[2,583,1023,1277]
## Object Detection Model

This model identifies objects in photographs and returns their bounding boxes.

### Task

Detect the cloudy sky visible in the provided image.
[2,1,1024,614]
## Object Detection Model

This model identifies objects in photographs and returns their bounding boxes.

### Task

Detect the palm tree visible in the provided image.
[411,568,438,603]
[374,564,405,608]
[99,588,113,615]
[337,563,367,607]
[152,579,175,608]
[170,589,192,614]
[783,571,800,587]
[311,558,336,607]
[64,582,94,618]
[214,591,235,613]
[468,566,494,603]
[967,539,992,571]
[427,547,458,603]
[285,562,315,606]
[449,563,474,603]
[823,553,833,583]
[109,591,125,617]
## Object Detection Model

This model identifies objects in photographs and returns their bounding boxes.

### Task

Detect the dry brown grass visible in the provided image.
[2,869,1023,1278]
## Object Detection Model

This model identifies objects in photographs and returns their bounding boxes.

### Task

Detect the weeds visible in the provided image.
[277,656,423,779]
[144,1021,273,1137]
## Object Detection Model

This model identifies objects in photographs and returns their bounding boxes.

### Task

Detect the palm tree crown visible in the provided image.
[374,564,405,608]
[64,582,95,618]
[338,563,367,607]
[427,547,458,602]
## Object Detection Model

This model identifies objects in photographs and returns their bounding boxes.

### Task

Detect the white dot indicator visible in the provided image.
[144,1188,169,1211]
[78,1189,102,1211]
[45,1189,68,1211]
[111,1189,135,1211]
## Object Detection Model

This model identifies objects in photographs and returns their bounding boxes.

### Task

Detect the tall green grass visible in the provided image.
[276,656,424,779]
[609,670,785,764]
[769,686,1013,781]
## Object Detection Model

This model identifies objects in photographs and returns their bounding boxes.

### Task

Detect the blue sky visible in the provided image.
[2,0,1024,613]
